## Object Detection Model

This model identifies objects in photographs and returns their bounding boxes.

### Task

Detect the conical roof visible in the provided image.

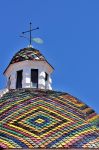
[10,47,46,64]
[4,47,54,74]
[0,88,99,149]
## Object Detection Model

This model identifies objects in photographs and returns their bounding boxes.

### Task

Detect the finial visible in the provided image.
[20,22,39,46]
[28,44,33,48]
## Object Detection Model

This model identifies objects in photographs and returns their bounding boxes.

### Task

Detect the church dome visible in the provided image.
[10,47,46,64]
[4,47,53,90]
[0,88,99,149]
[4,47,53,74]
[1,32,99,149]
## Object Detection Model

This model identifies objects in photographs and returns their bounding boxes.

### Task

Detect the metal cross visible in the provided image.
[22,22,39,45]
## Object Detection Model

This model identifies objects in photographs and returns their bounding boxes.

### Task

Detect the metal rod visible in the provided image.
[30,22,32,45]
[20,23,39,46]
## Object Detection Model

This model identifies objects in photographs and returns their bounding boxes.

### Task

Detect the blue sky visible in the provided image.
[0,0,99,113]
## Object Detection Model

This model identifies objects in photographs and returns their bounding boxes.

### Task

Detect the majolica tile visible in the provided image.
[0,88,99,148]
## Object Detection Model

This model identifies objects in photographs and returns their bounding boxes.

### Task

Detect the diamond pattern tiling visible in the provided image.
[0,88,99,149]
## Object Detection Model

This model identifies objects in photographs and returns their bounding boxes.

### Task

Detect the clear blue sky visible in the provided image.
[0,0,99,113]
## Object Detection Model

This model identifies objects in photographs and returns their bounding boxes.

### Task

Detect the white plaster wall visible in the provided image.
[45,75,52,90]
[4,60,53,90]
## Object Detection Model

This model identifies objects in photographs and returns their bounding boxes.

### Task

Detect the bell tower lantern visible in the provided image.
[4,47,54,90]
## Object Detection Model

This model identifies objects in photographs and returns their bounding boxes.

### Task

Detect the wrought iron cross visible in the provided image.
[21,22,39,45]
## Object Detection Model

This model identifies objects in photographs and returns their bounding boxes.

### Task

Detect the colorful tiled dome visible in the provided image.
[0,88,99,149]
[10,47,46,64]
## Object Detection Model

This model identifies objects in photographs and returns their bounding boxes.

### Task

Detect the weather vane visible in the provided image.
[20,22,43,47]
